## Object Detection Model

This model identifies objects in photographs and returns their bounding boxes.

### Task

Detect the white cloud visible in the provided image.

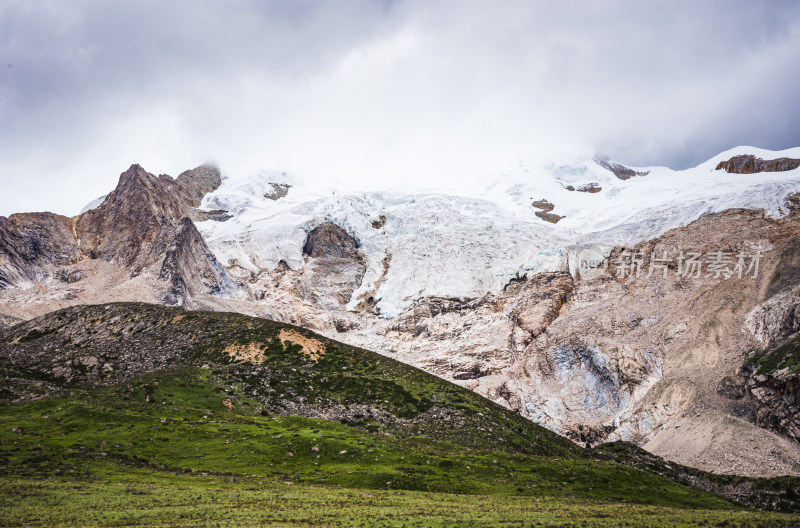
[1,0,799,216]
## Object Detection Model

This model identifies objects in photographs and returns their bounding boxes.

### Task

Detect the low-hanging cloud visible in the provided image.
[1,0,799,216]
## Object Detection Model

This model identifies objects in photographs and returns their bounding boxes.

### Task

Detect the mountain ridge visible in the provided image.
[3,147,800,481]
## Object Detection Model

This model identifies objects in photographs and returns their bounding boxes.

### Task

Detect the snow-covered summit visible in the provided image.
[195,147,800,317]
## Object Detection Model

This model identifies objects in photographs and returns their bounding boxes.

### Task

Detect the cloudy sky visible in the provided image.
[1,0,799,217]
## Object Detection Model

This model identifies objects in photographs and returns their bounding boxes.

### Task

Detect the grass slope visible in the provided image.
[1,303,799,526]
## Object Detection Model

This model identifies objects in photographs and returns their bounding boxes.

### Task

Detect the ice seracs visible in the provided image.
[195,146,800,318]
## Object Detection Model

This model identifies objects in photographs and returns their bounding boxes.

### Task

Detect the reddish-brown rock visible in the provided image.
[715,155,800,174]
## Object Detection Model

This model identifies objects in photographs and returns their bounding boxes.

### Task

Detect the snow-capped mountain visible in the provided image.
[4,146,800,479]
[195,147,800,317]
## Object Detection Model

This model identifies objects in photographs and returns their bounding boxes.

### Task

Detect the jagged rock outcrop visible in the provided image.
[594,158,650,180]
[744,369,800,441]
[160,217,232,307]
[509,273,573,343]
[0,213,81,289]
[75,163,221,273]
[719,326,800,443]
[719,366,800,443]
[745,286,800,349]
[715,155,800,174]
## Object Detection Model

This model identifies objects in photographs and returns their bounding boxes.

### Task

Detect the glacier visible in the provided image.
[195,146,800,318]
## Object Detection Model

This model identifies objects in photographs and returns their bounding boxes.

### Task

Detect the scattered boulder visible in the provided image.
[563,183,602,193]
[371,215,387,229]
[531,199,555,212]
[535,211,565,224]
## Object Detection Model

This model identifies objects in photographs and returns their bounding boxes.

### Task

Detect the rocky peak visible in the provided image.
[1,163,225,297]
[75,164,221,273]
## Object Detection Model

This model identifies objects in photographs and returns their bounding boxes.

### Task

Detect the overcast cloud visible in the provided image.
[1,0,799,216]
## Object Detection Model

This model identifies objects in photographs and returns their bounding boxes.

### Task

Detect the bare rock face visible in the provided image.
[745,286,800,349]
[226,222,368,318]
[747,371,800,441]
[0,213,81,289]
[160,217,232,307]
[720,364,800,443]
[364,273,574,382]
[715,155,800,174]
[291,223,366,310]
[509,273,574,343]
[594,158,650,180]
[176,164,222,206]
[76,164,221,273]
[303,222,361,259]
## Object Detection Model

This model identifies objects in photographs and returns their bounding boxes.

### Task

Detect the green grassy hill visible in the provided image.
[1,303,799,527]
